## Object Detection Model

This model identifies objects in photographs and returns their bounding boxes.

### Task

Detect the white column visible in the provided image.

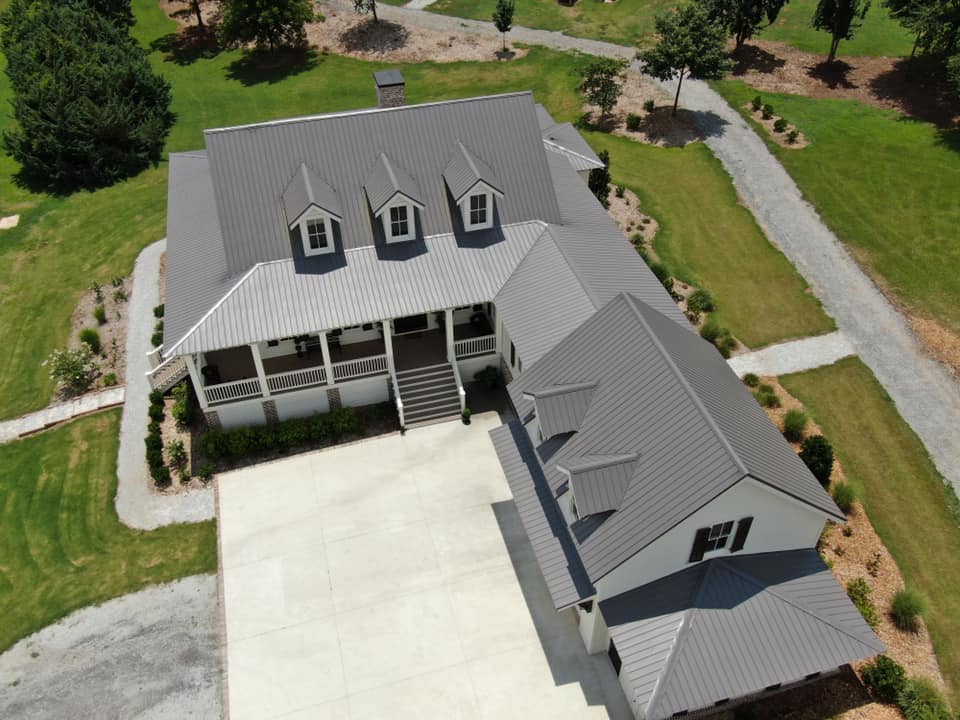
[383,319,396,373]
[249,343,270,398]
[494,310,504,356]
[184,353,209,411]
[445,308,455,362]
[319,332,334,386]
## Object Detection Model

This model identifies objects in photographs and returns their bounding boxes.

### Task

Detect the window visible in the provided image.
[469,193,487,225]
[689,519,741,563]
[705,521,734,552]
[306,219,328,250]
[390,205,409,238]
[298,213,335,257]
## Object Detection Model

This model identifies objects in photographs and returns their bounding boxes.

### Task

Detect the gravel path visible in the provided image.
[728,331,856,378]
[0,575,222,720]
[0,386,125,444]
[116,239,215,530]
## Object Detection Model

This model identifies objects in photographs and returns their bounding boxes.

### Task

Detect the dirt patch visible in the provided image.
[606,185,659,245]
[309,8,529,63]
[65,277,131,397]
[742,101,809,148]
[730,40,960,128]
[908,314,960,378]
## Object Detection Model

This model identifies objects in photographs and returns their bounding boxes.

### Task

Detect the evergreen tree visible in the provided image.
[588,150,612,208]
[218,0,314,49]
[1,0,173,193]
[811,0,871,62]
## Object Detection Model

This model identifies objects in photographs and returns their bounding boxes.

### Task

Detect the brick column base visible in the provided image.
[262,399,279,424]
[204,410,221,429]
[326,387,342,410]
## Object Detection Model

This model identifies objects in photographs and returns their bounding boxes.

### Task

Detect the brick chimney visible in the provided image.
[373,70,405,109]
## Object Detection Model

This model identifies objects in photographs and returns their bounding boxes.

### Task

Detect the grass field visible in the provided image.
[713,80,960,336]
[781,358,960,707]
[0,411,218,652]
[584,132,834,347]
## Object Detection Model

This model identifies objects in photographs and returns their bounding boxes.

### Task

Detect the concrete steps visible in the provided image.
[397,363,461,426]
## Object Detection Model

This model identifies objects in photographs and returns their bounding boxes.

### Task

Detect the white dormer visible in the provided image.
[381,197,417,243]
[443,142,504,233]
[460,183,498,232]
[363,153,425,245]
[281,163,343,257]
[298,209,336,256]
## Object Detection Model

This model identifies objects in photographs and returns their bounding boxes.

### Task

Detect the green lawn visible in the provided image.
[0,411,218,652]
[781,358,960,707]
[585,132,834,347]
[713,80,960,337]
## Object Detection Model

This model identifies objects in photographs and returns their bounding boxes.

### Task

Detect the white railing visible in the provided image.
[204,377,263,404]
[146,345,163,370]
[450,358,467,414]
[146,354,188,392]
[266,365,327,393]
[332,353,388,382]
[454,334,496,358]
[388,365,405,428]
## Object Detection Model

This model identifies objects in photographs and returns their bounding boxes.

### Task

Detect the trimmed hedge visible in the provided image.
[145,388,170,488]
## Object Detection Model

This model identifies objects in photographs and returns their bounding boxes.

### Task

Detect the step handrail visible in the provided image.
[388,363,405,428]
[449,358,467,414]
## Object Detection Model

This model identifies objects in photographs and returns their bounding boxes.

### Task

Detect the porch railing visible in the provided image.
[146,353,188,393]
[266,365,327,394]
[454,334,496,358]
[204,377,263,404]
[332,353,388,382]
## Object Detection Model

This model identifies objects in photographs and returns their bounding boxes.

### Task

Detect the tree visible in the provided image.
[639,4,734,116]
[170,0,204,28]
[588,150,612,208]
[492,0,515,52]
[354,0,379,23]
[53,0,134,27]
[884,0,960,94]
[701,0,790,48]
[1,0,174,193]
[218,0,313,50]
[578,57,628,122]
[811,0,871,62]
[799,435,834,486]
[46,346,99,394]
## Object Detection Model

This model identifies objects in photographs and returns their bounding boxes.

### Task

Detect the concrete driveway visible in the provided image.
[217,412,631,720]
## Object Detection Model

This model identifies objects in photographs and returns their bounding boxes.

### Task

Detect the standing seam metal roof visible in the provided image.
[443,142,504,202]
[363,152,424,216]
[281,163,343,224]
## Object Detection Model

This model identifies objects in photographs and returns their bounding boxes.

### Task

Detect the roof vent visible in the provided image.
[374,69,405,108]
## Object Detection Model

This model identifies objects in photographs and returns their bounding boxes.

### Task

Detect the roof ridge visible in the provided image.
[458,141,480,178]
[541,137,604,167]
[623,294,749,477]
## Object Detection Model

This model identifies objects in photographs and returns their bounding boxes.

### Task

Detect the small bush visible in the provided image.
[47,346,98,393]
[615,184,626,198]
[111,276,124,288]
[787,129,799,144]
[474,366,502,390]
[198,463,214,482]
[113,288,127,303]
[626,112,642,131]
[846,577,880,628]
[800,435,834,486]
[151,318,164,348]
[861,655,906,704]
[650,262,674,293]
[91,281,104,303]
[102,372,118,386]
[166,439,187,468]
[700,319,737,359]
[149,389,164,405]
[751,95,763,111]
[78,328,102,355]
[773,117,788,133]
[148,403,165,422]
[700,319,721,344]
[762,103,774,120]
[867,551,882,577]
[754,388,781,408]
[171,381,195,428]
[153,304,165,318]
[742,372,759,387]
[93,304,107,325]
[643,98,655,112]
[897,677,952,720]
[782,408,808,442]
[687,288,715,314]
[151,464,171,488]
[891,588,927,632]
[831,482,857,514]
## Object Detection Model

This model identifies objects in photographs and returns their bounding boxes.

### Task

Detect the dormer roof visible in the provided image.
[522,382,596,438]
[443,142,504,203]
[282,163,342,225]
[363,152,424,216]
[559,453,638,516]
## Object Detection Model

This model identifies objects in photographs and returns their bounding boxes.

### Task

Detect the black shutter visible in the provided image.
[608,640,622,675]
[730,517,754,552]
[689,527,710,563]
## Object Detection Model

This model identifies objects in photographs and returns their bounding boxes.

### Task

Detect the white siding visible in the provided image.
[457,354,500,384]
[596,479,828,600]
[275,387,330,421]
[339,375,389,407]
[217,397,267,429]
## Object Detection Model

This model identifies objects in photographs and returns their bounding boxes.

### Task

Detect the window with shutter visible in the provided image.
[689,519,739,562]
[608,640,622,675]
[730,516,754,552]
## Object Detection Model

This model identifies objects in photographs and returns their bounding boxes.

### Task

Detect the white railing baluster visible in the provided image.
[266,365,327,393]
[453,334,496,359]
[203,377,263,404]
[331,353,388,382]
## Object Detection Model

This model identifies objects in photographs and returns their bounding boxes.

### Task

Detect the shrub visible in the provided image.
[787,129,799,144]
[773,118,788,133]
[151,464,171,488]
[93,304,107,325]
[171,381,195,428]
[897,677,952,720]
[891,588,927,632]
[861,655,906,704]
[47,346,98,393]
[644,98,656,113]
[78,328,102,355]
[687,288,715,314]
[831,482,857,514]
[754,388,781,408]
[90,281,104,303]
[846,577,880,628]
[742,372,760,387]
[761,103,774,120]
[111,276,124,288]
[166,439,187,468]
[800,435,834,486]
[588,149,611,208]
[650,262,674,293]
[198,464,214,482]
[151,319,164,348]
[751,95,763,111]
[782,408,808,442]
[626,112,642,131]
[148,403,165,422]
[102,372,118,386]
[700,319,736,358]
[149,389,165,405]
[474,366,502,390]
[153,304,165,318]
[113,288,127,303]
[615,184,626,198]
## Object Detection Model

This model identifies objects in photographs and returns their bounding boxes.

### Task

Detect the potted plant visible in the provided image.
[461,407,472,425]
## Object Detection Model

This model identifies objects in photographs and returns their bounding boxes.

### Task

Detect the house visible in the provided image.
[156,71,882,718]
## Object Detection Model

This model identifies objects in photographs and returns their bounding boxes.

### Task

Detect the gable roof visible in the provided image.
[561,453,638,516]
[282,163,343,224]
[443,142,504,203]
[363,152,424,216]
[507,292,844,582]
[535,103,605,172]
[524,382,597,438]
[602,549,884,720]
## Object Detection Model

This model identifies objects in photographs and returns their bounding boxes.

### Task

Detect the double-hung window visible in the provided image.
[306,218,328,251]
[469,193,487,226]
[299,214,335,257]
[390,205,409,238]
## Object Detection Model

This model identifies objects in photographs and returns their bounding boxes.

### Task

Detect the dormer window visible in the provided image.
[364,153,424,245]
[299,211,335,256]
[306,218,328,251]
[382,200,417,243]
[282,163,343,257]
[466,192,490,229]
[443,142,504,233]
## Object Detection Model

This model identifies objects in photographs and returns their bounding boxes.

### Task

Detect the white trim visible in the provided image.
[461,189,494,231]
[381,200,417,243]
[541,138,605,169]
[287,202,342,228]
[299,210,336,257]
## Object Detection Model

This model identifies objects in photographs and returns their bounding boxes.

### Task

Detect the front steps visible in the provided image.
[396,363,461,427]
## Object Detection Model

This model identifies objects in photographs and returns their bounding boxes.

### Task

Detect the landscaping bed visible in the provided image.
[66,276,131,393]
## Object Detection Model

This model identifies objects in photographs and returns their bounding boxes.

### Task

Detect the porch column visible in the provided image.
[184,353,209,411]
[319,332,335,386]
[383,319,396,373]
[249,343,270,398]
[445,308,455,362]
[494,312,504,356]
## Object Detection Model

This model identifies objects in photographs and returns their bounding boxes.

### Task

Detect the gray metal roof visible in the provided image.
[443,142,504,203]
[490,420,595,610]
[525,382,597,438]
[601,549,884,720]
[203,92,562,273]
[373,69,404,88]
[535,104,605,172]
[507,292,844,583]
[363,152,424,216]
[561,454,638,516]
[282,163,343,224]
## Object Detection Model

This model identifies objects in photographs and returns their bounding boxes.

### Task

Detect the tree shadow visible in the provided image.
[869,56,960,129]
[149,26,221,66]
[730,44,787,76]
[225,46,320,86]
[684,108,730,140]
[808,60,858,89]
[936,126,960,154]
[338,18,410,54]
[638,106,709,146]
